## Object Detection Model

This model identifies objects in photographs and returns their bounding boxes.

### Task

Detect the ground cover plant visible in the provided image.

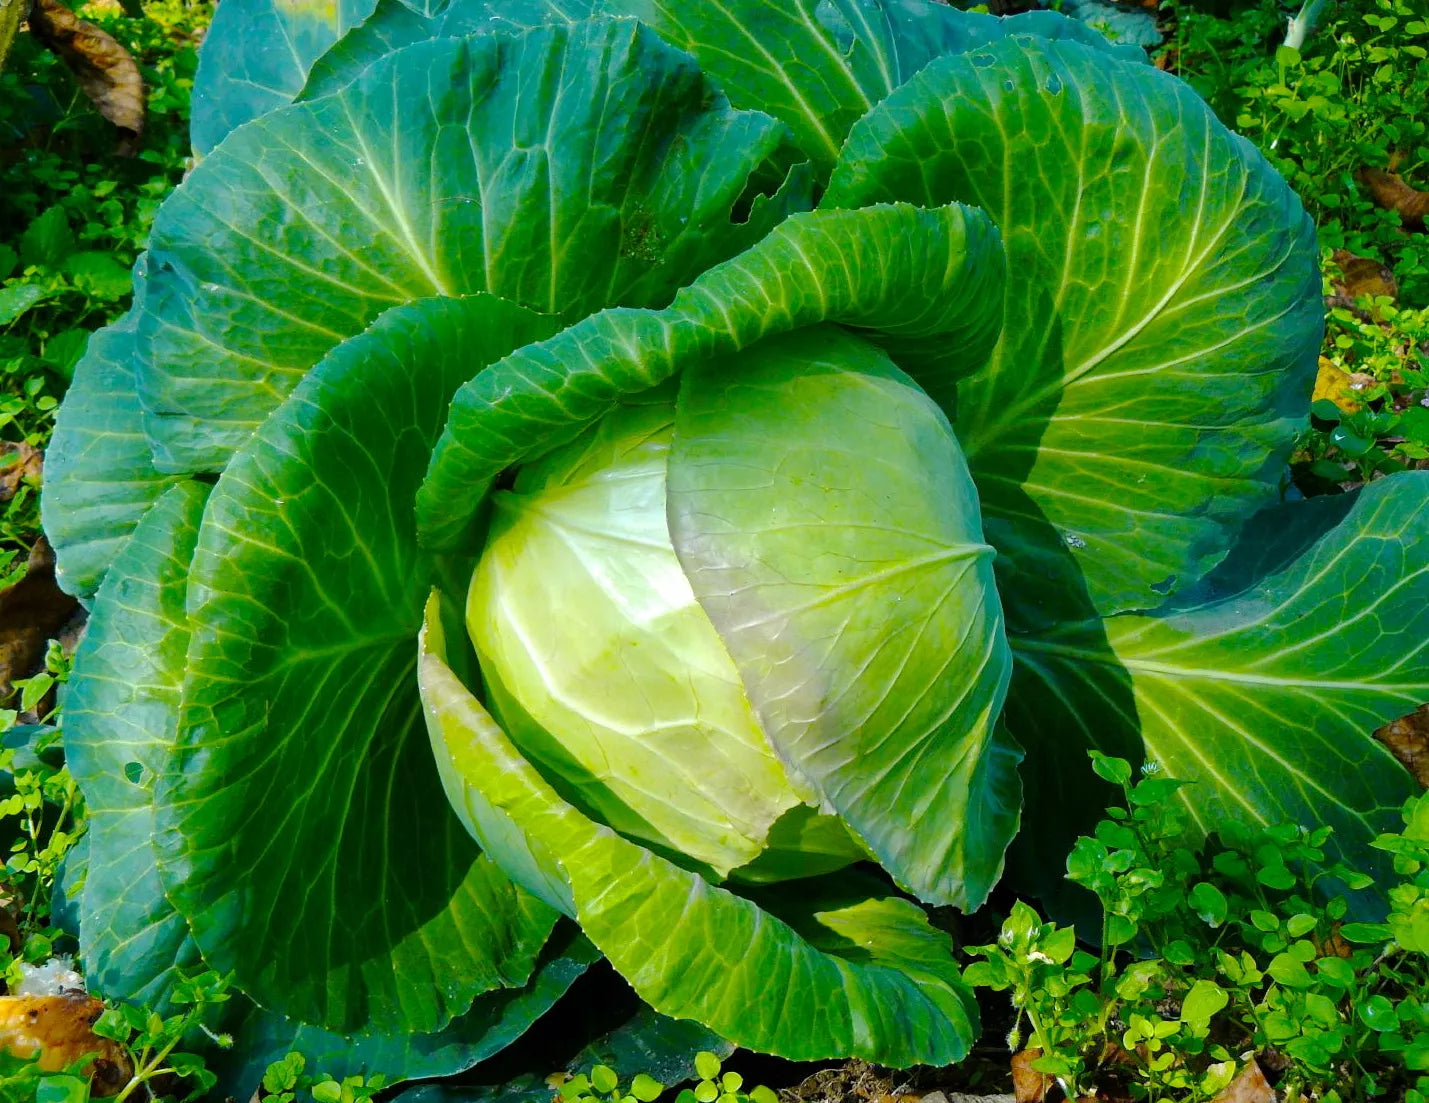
[1163,0,1429,493]
[969,754,1429,1103]
[19,0,1429,1094]
[1,0,206,585]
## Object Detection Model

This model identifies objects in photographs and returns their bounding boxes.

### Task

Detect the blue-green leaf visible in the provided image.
[419,598,980,1066]
[43,266,181,598]
[157,296,561,1032]
[64,481,208,1009]
[1009,473,1427,895]
[143,20,804,472]
[825,35,1322,620]
[419,202,1004,551]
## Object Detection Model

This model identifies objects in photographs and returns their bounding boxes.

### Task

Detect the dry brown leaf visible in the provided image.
[26,0,143,151]
[1311,356,1375,414]
[1011,1050,1050,1103]
[0,536,80,702]
[0,442,42,503]
[1207,1060,1273,1103]
[0,994,131,1095]
[1377,704,1429,787]
[1358,167,1429,232]
[0,885,20,955]
[1326,248,1399,320]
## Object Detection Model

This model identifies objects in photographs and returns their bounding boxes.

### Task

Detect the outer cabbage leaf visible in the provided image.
[1007,472,1427,887]
[388,1008,731,1103]
[299,0,585,100]
[419,598,979,1067]
[65,463,593,1069]
[189,0,384,153]
[825,35,1322,621]
[294,0,1144,178]
[64,480,209,1009]
[42,262,180,599]
[1055,0,1161,49]
[418,202,1005,551]
[141,20,805,472]
[601,0,1142,173]
[158,296,561,1033]
[214,928,601,1096]
[667,329,1017,909]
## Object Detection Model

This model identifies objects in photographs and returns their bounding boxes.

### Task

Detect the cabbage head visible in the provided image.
[43,0,1428,1083]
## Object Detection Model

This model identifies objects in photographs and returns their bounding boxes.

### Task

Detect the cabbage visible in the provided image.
[45,0,1427,1081]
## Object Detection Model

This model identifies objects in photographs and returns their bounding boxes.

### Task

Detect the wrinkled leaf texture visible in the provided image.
[44,0,1427,1081]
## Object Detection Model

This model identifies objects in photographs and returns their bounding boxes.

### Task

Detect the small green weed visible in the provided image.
[0,653,234,1103]
[0,639,81,963]
[1292,268,1429,491]
[966,752,1429,1102]
[1168,0,1429,298]
[557,1053,778,1103]
[259,1052,387,1103]
[89,970,234,1103]
[1,0,210,561]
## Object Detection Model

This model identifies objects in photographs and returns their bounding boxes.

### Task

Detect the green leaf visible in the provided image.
[300,0,448,100]
[64,481,210,1010]
[1188,881,1228,926]
[419,201,1005,551]
[572,1010,731,1090]
[0,283,44,326]
[1267,952,1313,988]
[189,0,382,153]
[214,928,600,1094]
[1180,979,1228,1024]
[313,1081,343,1103]
[43,329,90,380]
[1007,473,1426,899]
[591,1068,619,1094]
[64,252,132,300]
[157,296,561,1033]
[1089,752,1132,786]
[824,35,1321,620]
[19,206,74,269]
[667,328,1016,909]
[246,0,1145,173]
[419,597,980,1066]
[629,1075,662,1102]
[1359,994,1398,1032]
[1056,0,1161,47]
[469,397,812,878]
[595,0,1007,173]
[141,19,804,473]
[43,294,182,598]
[1337,922,1391,944]
[35,1076,89,1103]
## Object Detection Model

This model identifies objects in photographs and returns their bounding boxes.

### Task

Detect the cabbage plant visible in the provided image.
[44,0,1428,1081]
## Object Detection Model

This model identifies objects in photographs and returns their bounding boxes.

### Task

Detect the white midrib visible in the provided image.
[1012,635,1425,694]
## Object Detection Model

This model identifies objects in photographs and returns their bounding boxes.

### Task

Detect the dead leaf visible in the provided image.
[26,0,144,151]
[0,442,42,503]
[1377,704,1429,787]
[1311,356,1375,413]
[1326,248,1398,319]
[1358,167,1429,232]
[1011,1050,1050,1103]
[0,886,20,955]
[0,537,79,703]
[1207,1060,1273,1103]
[1317,924,1355,959]
[0,995,131,1094]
